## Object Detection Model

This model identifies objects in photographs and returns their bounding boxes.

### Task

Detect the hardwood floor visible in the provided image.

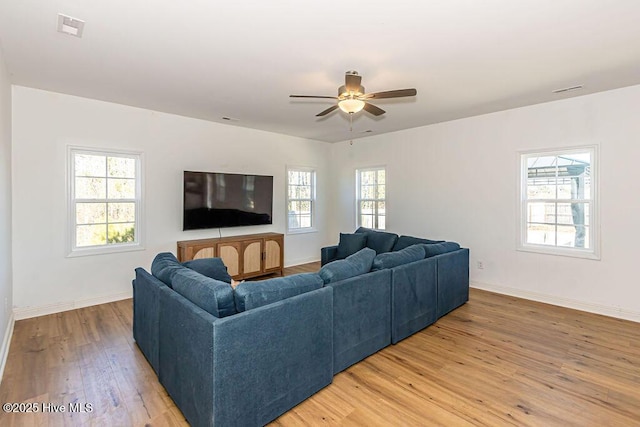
[1,262,639,426]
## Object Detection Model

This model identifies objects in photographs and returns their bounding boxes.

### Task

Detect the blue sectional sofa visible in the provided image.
[133,229,469,427]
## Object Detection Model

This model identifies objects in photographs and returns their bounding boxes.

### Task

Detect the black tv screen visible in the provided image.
[183,171,273,230]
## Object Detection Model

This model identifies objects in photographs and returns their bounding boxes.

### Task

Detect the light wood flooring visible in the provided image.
[1,262,639,426]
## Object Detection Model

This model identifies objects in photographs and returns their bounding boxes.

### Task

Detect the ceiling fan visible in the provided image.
[290,71,417,117]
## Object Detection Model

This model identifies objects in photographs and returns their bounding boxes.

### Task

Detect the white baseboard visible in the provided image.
[284,256,320,268]
[0,312,15,383]
[471,281,640,323]
[13,291,132,321]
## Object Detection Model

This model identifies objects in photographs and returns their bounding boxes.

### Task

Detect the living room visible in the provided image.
[1,1,640,426]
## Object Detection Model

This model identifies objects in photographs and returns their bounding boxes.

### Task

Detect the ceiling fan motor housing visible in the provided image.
[338,85,365,98]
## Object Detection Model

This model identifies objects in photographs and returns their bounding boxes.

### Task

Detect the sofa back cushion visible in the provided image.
[423,242,461,258]
[234,273,323,312]
[372,244,426,270]
[151,252,184,287]
[392,235,445,252]
[355,227,398,254]
[336,232,368,259]
[171,269,236,318]
[182,258,232,283]
[319,247,376,284]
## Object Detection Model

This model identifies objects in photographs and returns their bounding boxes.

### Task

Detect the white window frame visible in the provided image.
[286,166,316,234]
[518,145,599,260]
[67,146,144,257]
[356,166,386,230]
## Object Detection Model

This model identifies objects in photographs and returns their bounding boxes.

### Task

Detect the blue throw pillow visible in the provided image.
[171,268,236,318]
[372,244,426,270]
[182,258,232,284]
[234,273,323,312]
[151,252,183,287]
[336,233,367,259]
[392,235,445,251]
[355,227,398,254]
[422,242,461,258]
[318,247,376,284]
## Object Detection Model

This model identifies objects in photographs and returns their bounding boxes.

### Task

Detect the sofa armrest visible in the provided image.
[327,269,391,373]
[132,267,168,374]
[321,245,339,266]
[159,286,333,427]
[390,257,437,344]
[436,248,470,318]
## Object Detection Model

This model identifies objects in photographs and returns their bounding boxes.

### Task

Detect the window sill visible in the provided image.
[67,243,145,258]
[517,244,600,260]
[286,228,318,236]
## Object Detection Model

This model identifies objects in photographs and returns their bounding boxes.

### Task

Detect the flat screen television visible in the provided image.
[183,171,273,230]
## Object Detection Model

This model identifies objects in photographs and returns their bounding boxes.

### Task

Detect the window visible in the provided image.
[519,146,598,259]
[286,167,315,233]
[357,167,386,230]
[68,147,143,256]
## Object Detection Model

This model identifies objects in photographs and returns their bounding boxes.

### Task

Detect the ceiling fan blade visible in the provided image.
[362,88,417,99]
[316,104,339,117]
[345,73,362,92]
[290,95,338,99]
[363,102,385,116]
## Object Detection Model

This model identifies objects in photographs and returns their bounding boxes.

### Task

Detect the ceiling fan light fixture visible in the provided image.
[338,98,365,114]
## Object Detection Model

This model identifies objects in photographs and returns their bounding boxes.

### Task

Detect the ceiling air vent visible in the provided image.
[57,14,85,38]
[552,85,583,94]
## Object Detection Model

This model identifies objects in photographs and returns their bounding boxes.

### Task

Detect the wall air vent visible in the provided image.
[552,85,583,94]
[57,14,85,38]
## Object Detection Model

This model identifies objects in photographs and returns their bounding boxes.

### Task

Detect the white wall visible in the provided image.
[331,84,640,321]
[0,41,13,375]
[11,86,331,316]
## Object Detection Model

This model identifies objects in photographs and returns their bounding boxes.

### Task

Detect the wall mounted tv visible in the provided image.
[183,171,274,230]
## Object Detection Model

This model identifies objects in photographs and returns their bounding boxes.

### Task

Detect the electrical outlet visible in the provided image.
[476,261,484,270]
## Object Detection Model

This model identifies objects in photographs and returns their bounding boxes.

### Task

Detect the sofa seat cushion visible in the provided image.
[423,242,461,258]
[355,227,398,254]
[319,247,376,284]
[392,235,445,252]
[151,252,184,287]
[171,268,236,318]
[372,244,426,270]
[336,233,368,259]
[182,258,232,283]
[234,273,324,312]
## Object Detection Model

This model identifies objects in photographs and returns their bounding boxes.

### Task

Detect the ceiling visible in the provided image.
[1,1,640,143]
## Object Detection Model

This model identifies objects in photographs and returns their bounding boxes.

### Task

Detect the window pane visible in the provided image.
[360,214,374,229]
[76,203,106,225]
[288,214,300,229]
[298,201,311,214]
[527,182,556,200]
[527,223,556,246]
[360,201,375,215]
[108,223,135,243]
[76,224,107,247]
[108,202,136,223]
[288,201,299,213]
[361,171,376,185]
[527,202,555,224]
[362,185,376,199]
[108,178,136,199]
[108,157,136,178]
[378,216,386,230]
[76,177,106,199]
[377,170,385,185]
[299,215,312,228]
[75,154,105,177]
[377,184,385,199]
[378,201,386,215]
[557,225,576,248]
